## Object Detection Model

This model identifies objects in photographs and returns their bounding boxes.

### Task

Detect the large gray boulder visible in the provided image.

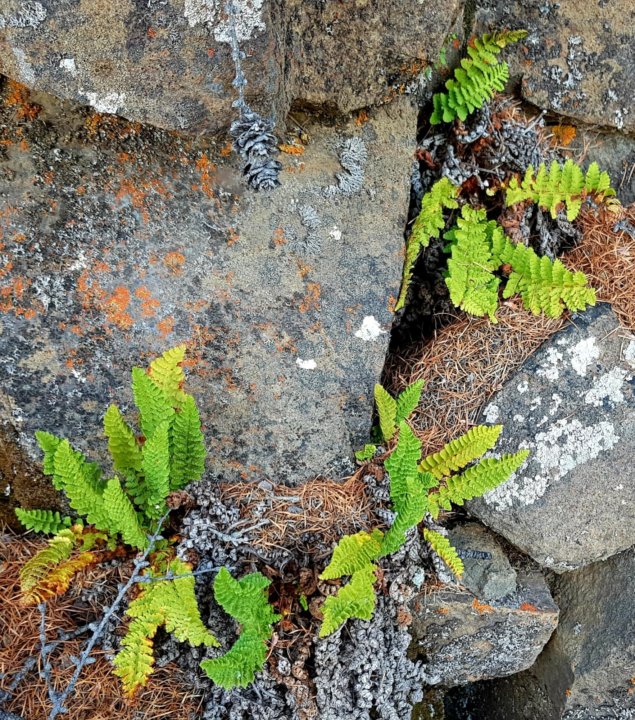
[469,305,635,572]
[0,82,414,489]
[444,547,635,719]
[0,0,461,133]
[475,0,635,133]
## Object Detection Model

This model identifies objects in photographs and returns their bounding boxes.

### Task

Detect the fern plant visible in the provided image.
[396,178,459,311]
[430,30,527,125]
[444,204,596,320]
[506,159,618,221]
[321,381,528,636]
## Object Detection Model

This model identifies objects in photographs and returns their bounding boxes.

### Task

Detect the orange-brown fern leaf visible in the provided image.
[21,550,98,605]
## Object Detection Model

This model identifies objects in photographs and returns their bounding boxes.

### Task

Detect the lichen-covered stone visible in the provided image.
[0,82,414,487]
[475,0,635,133]
[409,565,558,687]
[0,0,461,133]
[468,305,635,571]
[444,547,635,719]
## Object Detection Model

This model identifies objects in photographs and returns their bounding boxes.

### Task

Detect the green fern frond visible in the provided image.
[419,425,503,479]
[35,431,63,480]
[170,395,206,490]
[396,178,459,311]
[15,508,72,535]
[430,31,526,125]
[319,565,377,637]
[499,239,596,317]
[395,380,425,424]
[201,568,279,689]
[103,477,148,549]
[384,422,422,509]
[149,345,188,407]
[53,441,111,532]
[379,476,427,556]
[429,449,530,517]
[423,528,465,578]
[506,159,617,221]
[445,206,504,322]
[104,404,143,480]
[355,443,377,462]
[131,368,175,440]
[320,530,384,580]
[374,384,398,442]
[140,420,171,519]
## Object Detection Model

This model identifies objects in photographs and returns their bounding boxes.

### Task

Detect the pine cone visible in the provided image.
[231,109,281,190]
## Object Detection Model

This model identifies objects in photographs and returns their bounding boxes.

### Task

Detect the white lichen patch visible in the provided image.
[329,226,342,241]
[517,380,529,394]
[1,1,46,28]
[59,57,77,76]
[568,337,600,376]
[624,340,635,369]
[184,0,266,42]
[354,316,386,342]
[483,403,500,424]
[584,368,629,407]
[11,47,35,85]
[536,347,563,381]
[84,91,126,115]
[484,418,620,510]
[295,358,317,370]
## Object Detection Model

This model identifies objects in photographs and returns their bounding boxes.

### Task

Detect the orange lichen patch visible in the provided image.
[226,228,239,246]
[195,154,217,198]
[519,602,539,613]
[157,315,176,339]
[105,286,134,329]
[135,286,160,318]
[113,178,170,224]
[272,227,287,246]
[279,142,305,155]
[297,262,312,279]
[163,251,186,275]
[472,598,494,614]
[117,152,132,164]
[3,79,41,121]
[220,140,233,157]
[387,295,397,313]
[355,110,370,126]
[0,276,38,319]
[436,607,450,615]
[549,124,577,147]
[298,282,321,313]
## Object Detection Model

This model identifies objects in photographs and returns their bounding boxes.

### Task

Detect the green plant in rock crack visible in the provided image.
[320,381,529,637]
[14,346,279,696]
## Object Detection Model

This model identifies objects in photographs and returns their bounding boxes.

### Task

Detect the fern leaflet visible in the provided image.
[419,425,503,479]
[170,395,206,490]
[104,404,143,490]
[384,422,422,509]
[396,178,459,311]
[320,530,384,580]
[15,508,72,535]
[201,628,268,690]
[423,528,465,578]
[319,565,377,637]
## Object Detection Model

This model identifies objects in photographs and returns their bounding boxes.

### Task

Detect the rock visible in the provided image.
[447,522,517,602]
[474,0,635,133]
[0,0,461,134]
[444,547,635,720]
[409,564,558,687]
[468,304,635,572]
[0,81,415,487]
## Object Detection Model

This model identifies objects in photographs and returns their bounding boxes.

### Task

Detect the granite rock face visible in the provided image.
[444,548,635,720]
[0,0,461,133]
[0,82,414,489]
[469,304,635,572]
[475,0,635,133]
[409,564,558,687]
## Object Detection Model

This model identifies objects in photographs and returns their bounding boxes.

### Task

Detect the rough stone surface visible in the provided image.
[444,548,635,720]
[469,304,635,572]
[0,0,461,133]
[0,80,414,488]
[475,0,635,133]
[409,564,558,687]
[447,522,517,602]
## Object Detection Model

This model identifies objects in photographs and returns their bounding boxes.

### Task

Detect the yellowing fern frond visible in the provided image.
[429,449,529,517]
[170,395,206,490]
[319,565,377,637]
[430,30,527,125]
[320,530,384,580]
[148,345,188,407]
[499,239,596,317]
[103,477,148,549]
[131,368,175,440]
[21,550,97,605]
[419,425,503,479]
[20,529,76,593]
[396,178,459,311]
[15,508,72,535]
[505,159,617,221]
[423,528,464,578]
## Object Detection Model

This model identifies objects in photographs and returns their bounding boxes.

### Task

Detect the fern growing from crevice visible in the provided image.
[423,528,465,578]
[430,30,527,125]
[506,159,618,221]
